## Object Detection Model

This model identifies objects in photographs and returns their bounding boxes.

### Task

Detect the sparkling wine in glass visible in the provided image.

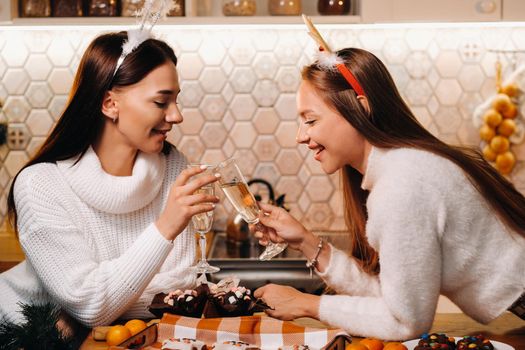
[214,159,288,260]
[188,164,220,274]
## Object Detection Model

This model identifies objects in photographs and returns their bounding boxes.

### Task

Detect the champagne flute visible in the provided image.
[214,159,288,260]
[188,164,220,274]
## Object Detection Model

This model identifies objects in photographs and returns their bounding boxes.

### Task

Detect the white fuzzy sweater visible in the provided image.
[317,147,525,340]
[0,146,197,327]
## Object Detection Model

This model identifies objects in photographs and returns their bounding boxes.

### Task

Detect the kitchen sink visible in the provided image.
[207,232,350,295]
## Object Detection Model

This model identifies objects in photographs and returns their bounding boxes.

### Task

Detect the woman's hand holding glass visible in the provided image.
[155,165,219,242]
[254,202,330,274]
[213,159,287,260]
[253,202,311,251]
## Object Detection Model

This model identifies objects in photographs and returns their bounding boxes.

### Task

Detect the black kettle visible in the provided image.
[226,178,287,244]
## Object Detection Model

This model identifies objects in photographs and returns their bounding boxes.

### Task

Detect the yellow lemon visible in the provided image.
[490,135,510,154]
[124,319,147,336]
[106,325,132,346]
[501,82,520,97]
[496,151,516,175]
[497,119,517,137]
[492,93,513,113]
[482,109,502,128]
[482,144,497,162]
[479,124,496,142]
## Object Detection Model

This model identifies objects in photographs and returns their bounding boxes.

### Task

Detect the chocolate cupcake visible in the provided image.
[149,284,209,318]
[414,333,456,350]
[456,335,494,350]
[204,286,270,318]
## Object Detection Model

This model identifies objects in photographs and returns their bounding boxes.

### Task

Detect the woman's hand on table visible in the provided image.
[254,284,320,321]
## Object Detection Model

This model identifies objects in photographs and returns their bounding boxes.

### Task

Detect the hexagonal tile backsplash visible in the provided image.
[1,24,525,231]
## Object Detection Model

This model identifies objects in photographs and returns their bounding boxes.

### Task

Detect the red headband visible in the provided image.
[318,46,365,96]
[336,63,365,97]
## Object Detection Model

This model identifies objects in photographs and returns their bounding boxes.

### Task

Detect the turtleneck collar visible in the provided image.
[360,146,383,191]
[57,146,166,214]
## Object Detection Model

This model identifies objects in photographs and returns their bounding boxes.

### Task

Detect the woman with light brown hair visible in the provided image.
[254,46,525,340]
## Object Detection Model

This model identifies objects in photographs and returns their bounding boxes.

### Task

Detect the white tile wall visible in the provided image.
[1,23,525,231]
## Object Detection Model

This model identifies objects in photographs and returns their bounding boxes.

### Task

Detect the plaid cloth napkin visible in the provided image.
[147,313,348,349]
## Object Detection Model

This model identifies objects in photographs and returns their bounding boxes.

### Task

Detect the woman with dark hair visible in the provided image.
[254,47,525,340]
[0,31,218,327]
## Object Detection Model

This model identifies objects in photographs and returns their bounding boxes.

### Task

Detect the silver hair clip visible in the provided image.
[112,0,176,78]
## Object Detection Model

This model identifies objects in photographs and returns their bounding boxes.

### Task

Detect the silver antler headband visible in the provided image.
[112,0,176,78]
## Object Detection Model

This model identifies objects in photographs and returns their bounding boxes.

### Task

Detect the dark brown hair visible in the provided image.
[7,32,177,232]
[302,48,525,274]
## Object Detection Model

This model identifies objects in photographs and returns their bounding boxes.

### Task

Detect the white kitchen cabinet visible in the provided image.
[362,0,501,23]
[502,0,525,20]
[0,0,14,22]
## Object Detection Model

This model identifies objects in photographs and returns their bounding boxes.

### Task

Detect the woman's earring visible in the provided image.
[113,116,118,123]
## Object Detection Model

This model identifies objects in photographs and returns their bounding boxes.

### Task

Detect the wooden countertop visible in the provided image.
[80,312,524,349]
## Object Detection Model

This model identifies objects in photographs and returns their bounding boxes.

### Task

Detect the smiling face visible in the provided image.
[108,61,182,154]
[296,80,371,174]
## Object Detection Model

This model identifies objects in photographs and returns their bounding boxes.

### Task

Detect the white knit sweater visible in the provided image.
[0,146,197,327]
[317,147,525,340]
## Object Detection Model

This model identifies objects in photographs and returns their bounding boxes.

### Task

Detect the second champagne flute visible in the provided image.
[188,164,220,274]
[214,159,288,260]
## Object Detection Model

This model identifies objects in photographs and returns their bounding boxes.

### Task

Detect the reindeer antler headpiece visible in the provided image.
[302,14,365,97]
[112,0,177,78]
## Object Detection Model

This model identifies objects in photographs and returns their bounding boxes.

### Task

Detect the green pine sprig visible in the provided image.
[0,303,78,350]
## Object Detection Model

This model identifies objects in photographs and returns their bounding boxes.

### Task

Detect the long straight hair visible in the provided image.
[7,32,177,233]
[303,48,525,274]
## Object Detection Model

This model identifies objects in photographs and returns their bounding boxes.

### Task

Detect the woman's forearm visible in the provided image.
[300,293,321,319]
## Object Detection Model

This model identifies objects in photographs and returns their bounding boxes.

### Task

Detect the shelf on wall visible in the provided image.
[4,15,361,27]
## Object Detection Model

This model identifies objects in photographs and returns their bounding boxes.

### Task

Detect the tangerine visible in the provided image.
[346,344,369,350]
[479,124,495,142]
[482,109,502,128]
[482,144,497,162]
[501,83,520,97]
[383,342,408,350]
[501,103,518,119]
[360,338,384,350]
[497,119,517,137]
[124,319,147,336]
[490,135,510,154]
[106,325,132,346]
[492,93,512,113]
[496,151,516,174]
